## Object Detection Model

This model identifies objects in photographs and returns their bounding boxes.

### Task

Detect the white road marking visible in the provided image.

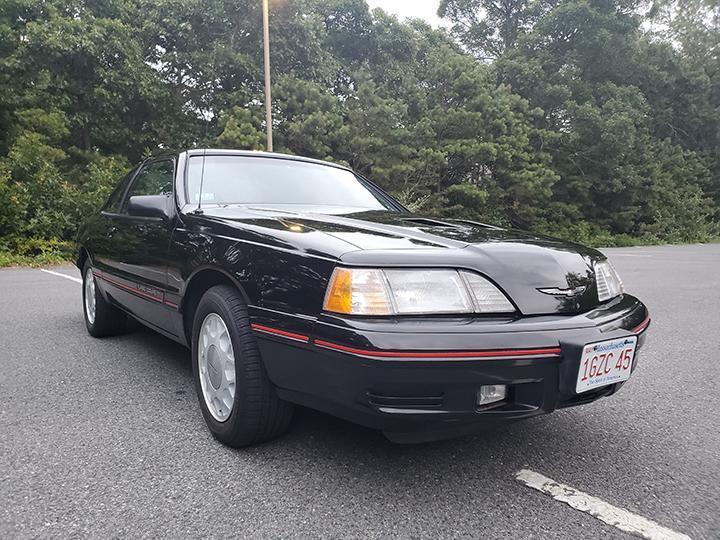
[515,469,691,540]
[39,268,82,284]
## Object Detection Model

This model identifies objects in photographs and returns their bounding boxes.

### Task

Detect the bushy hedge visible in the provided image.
[0,0,717,264]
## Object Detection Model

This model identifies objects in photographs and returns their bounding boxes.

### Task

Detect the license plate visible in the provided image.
[576,336,637,394]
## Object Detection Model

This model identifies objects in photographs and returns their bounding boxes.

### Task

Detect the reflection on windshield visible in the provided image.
[186,156,393,211]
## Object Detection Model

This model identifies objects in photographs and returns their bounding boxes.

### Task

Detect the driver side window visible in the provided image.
[123,160,174,211]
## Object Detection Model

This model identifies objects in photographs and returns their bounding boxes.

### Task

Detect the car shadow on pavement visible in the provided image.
[120,324,193,372]
[119,322,650,480]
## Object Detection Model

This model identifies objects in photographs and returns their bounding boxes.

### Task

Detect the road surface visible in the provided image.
[1,244,718,538]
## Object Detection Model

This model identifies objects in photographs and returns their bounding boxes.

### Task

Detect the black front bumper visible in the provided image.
[253,294,650,443]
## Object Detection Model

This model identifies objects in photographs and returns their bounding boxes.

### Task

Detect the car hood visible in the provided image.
[201,207,608,315]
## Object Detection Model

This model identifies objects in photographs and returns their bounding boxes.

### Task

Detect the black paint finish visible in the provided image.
[76,149,650,442]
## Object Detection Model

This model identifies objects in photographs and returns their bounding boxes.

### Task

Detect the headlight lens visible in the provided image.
[594,260,624,302]
[323,268,514,315]
[384,269,474,314]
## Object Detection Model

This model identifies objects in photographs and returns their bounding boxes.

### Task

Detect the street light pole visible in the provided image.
[262,0,273,152]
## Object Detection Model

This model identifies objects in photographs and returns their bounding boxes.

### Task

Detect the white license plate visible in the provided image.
[576,336,637,394]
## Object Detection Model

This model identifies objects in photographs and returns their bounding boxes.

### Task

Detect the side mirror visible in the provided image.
[127,195,172,220]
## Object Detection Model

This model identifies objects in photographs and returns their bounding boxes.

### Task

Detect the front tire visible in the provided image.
[82,262,128,337]
[191,285,293,447]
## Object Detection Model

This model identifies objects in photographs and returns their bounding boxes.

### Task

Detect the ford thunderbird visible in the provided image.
[76,149,650,446]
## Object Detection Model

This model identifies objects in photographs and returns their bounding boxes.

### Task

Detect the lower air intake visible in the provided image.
[367,392,444,409]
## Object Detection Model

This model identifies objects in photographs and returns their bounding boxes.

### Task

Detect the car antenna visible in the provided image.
[193,148,207,215]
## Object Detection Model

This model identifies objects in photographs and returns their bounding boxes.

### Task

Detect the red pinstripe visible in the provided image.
[251,323,310,343]
[631,314,651,334]
[313,339,562,359]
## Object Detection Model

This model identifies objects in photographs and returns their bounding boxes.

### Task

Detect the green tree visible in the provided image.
[0,0,718,252]
[443,0,719,240]
[438,0,551,59]
[215,107,265,150]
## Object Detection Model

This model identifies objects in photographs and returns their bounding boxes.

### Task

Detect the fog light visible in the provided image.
[477,385,507,406]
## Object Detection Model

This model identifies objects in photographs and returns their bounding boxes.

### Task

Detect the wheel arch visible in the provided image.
[180,267,250,345]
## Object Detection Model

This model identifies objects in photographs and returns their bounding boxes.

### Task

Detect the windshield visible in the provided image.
[186,155,394,212]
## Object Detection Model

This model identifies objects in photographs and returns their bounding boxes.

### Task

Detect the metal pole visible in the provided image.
[262,0,273,152]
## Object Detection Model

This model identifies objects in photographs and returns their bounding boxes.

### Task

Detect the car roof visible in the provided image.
[177,149,353,172]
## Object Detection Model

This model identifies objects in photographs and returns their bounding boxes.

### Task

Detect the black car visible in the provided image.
[76,149,650,446]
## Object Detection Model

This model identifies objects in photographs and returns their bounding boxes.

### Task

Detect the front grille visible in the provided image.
[367,392,444,409]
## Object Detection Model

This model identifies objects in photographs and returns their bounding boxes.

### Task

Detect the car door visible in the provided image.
[94,158,178,335]
[89,166,138,269]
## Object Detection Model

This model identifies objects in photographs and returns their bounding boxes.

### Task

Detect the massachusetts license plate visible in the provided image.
[576,336,637,394]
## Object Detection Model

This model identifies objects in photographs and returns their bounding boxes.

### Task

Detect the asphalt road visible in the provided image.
[1,244,718,539]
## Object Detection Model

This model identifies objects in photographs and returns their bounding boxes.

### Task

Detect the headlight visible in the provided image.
[594,260,624,302]
[323,268,515,315]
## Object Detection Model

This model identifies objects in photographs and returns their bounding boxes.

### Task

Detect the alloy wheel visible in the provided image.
[198,312,237,422]
[84,267,96,325]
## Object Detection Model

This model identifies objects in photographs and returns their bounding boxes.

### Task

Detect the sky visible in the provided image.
[365,0,450,28]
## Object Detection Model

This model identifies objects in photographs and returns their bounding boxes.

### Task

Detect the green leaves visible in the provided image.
[215,107,265,151]
[445,0,719,242]
[0,0,717,248]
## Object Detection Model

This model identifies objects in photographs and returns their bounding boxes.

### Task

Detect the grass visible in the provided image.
[0,250,72,267]
[0,237,74,268]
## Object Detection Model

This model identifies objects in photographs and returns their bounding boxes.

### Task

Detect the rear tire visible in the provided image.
[191,285,293,447]
[82,262,128,337]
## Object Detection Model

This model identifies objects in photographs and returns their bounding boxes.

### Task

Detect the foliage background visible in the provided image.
[0,0,718,262]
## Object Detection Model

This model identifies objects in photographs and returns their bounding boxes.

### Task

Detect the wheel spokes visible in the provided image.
[198,312,237,422]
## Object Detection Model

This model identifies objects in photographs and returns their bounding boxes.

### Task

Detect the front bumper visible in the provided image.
[252,294,650,443]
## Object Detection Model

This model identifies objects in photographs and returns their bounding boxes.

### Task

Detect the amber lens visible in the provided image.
[324,268,354,314]
[323,268,393,315]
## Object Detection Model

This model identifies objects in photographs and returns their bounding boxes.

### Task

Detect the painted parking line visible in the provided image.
[515,469,691,540]
[39,268,82,284]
